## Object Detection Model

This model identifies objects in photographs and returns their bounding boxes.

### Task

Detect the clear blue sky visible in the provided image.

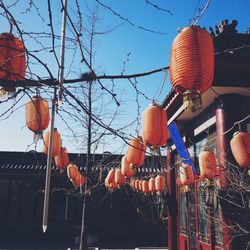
[0,0,250,153]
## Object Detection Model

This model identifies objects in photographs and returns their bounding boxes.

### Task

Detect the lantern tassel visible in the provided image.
[183,90,202,112]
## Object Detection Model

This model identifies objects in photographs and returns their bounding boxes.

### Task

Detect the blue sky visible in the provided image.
[0,0,250,153]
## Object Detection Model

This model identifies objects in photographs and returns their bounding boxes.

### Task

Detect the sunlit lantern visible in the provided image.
[114,168,125,186]
[230,132,250,167]
[26,96,50,138]
[126,136,146,168]
[142,180,149,194]
[106,168,115,185]
[43,128,61,157]
[180,163,194,185]
[170,26,214,112]
[148,177,156,192]
[67,163,78,180]
[155,175,165,193]
[121,155,136,177]
[74,173,85,187]
[142,103,168,147]
[55,147,69,171]
[0,33,26,96]
[199,150,217,179]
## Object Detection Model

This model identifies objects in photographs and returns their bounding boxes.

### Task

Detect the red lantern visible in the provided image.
[43,128,61,157]
[135,179,140,191]
[0,33,26,81]
[67,163,78,180]
[121,156,136,177]
[130,179,135,189]
[230,132,250,167]
[170,26,214,112]
[142,180,149,194]
[114,168,125,186]
[148,177,156,192]
[25,96,50,136]
[138,180,143,191]
[126,137,146,168]
[55,147,69,170]
[155,175,165,193]
[74,173,85,187]
[180,163,194,185]
[199,150,217,179]
[106,168,115,185]
[142,103,168,147]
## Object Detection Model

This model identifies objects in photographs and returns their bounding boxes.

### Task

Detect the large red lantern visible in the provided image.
[142,103,168,147]
[155,175,165,193]
[43,128,61,157]
[170,26,214,112]
[55,147,69,170]
[0,33,26,81]
[126,137,146,168]
[25,96,50,137]
[199,150,217,179]
[180,163,194,185]
[230,132,250,167]
[121,156,136,177]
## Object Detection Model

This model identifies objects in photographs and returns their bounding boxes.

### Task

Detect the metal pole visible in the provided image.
[42,91,56,233]
[58,0,68,104]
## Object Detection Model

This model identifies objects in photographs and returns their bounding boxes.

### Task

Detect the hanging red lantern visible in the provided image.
[0,33,26,81]
[148,177,156,192]
[135,179,140,191]
[126,136,146,168]
[121,155,136,177]
[138,180,143,191]
[25,96,50,137]
[114,168,125,186]
[43,128,61,157]
[230,132,250,167]
[142,103,168,147]
[180,163,194,185]
[170,26,214,112]
[142,180,149,194]
[67,163,78,180]
[54,147,69,170]
[106,168,115,185]
[130,179,136,189]
[74,173,85,187]
[199,150,217,179]
[155,175,165,193]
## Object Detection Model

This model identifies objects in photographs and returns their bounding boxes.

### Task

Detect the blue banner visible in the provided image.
[168,122,197,174]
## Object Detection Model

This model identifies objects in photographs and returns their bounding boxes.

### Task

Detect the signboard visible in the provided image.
[168,122,197,174]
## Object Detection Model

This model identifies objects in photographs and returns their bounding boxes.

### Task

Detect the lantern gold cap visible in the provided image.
[183,90,202,113]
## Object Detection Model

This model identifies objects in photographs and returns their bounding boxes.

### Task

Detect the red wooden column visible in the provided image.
[167,148,177,250]
[215,99,232,250]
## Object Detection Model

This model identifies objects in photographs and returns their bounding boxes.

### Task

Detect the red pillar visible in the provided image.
[216,107,229,188]
[167,149,177,250]
[216,101,232,250]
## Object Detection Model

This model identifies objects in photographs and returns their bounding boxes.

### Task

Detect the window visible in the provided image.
[179,186,187,234]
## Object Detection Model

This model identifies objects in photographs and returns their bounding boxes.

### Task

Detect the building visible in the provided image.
[163,20,250,250]
[0,151,167,249]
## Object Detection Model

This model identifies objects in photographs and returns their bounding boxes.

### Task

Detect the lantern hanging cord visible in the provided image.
[153,68,169,103]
